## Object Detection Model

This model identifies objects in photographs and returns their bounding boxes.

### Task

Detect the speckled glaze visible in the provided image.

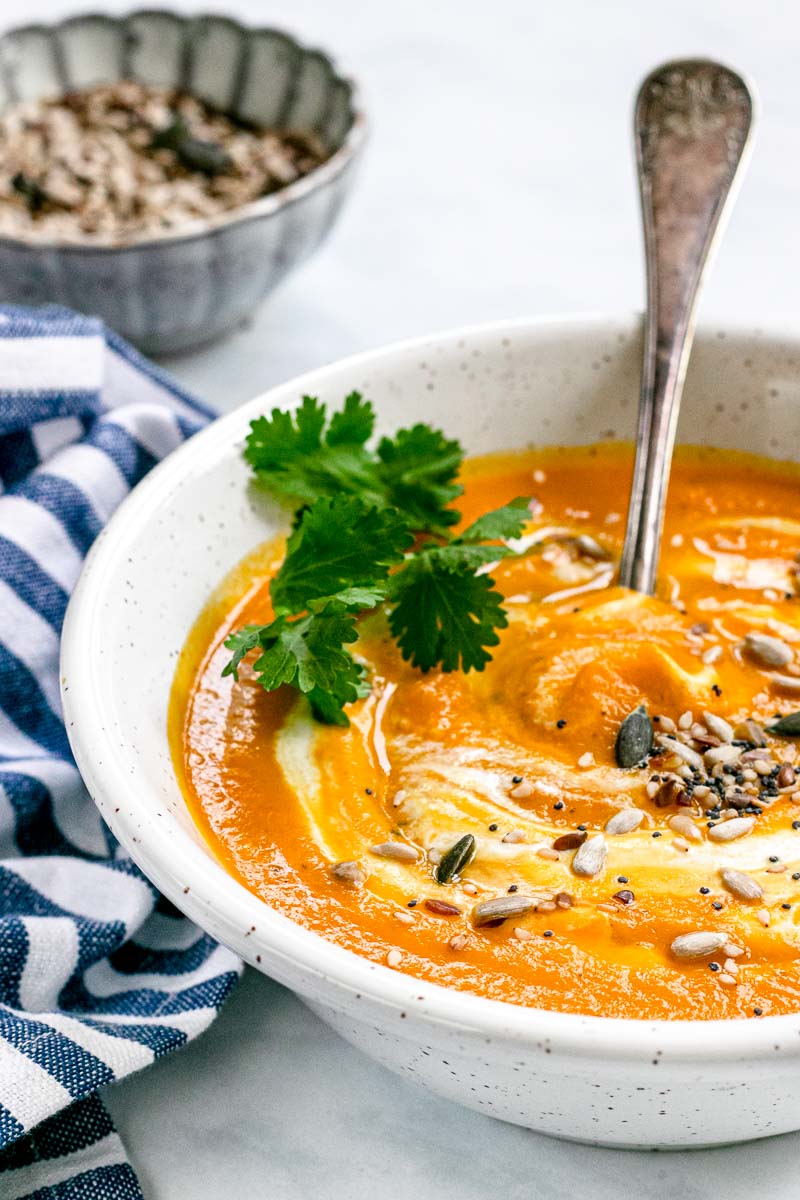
[0,11,365,353]
[61,317,800,1147]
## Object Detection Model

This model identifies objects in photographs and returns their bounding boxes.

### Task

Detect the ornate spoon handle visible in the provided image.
[618,60,755,594]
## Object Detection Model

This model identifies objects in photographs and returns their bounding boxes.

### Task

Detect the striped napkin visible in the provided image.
[0,306,242,1198]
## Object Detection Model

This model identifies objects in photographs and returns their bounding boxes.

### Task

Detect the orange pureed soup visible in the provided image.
[171,444,800,1019]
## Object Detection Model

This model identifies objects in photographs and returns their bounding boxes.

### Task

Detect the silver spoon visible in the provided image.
[618,60,755,594]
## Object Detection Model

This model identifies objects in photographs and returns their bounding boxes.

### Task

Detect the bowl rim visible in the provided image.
[61,312,800,1062]
[0,7,368,253]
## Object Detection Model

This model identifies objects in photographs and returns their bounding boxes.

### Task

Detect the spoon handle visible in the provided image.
[618,60,755,594]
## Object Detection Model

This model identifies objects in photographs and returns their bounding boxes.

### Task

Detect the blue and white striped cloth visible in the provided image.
[0,307,242,1198]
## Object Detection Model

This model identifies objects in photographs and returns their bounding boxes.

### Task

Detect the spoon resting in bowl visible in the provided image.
[618,59,756,594]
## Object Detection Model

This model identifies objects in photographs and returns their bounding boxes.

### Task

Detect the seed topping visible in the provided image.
[671,931,729,959]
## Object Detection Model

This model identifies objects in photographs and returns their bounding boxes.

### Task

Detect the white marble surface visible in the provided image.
[7,0,800,1193]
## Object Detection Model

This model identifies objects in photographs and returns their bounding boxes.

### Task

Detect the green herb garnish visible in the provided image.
[223,393,532,724]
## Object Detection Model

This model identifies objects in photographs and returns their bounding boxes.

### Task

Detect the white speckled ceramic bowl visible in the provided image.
[0,11,365,353]
[62,316,800,1148]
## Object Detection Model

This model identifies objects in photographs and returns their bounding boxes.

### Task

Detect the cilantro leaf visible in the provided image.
[388,553,508,673]
[326,391,375,446]
[221,625,263,681]
[225,397,531,723]
[376,425,463,530]
[222,601,367,725]
[244,395,464,535]
[459,497,531,543]
[245,394,377,508]
[271,496,411,615]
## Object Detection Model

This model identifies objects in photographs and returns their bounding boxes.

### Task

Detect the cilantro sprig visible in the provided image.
[223,394,531,723]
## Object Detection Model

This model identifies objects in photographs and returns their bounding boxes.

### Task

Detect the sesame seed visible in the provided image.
[556,719,567,729]
[700,887,710,894]
[577,824,587,831]
[407,900,418,908]
[512,775,523,784]
[794,873,800,881]
[488,823,498,831]
[617,875,629,884]
[754,1007,763,1016]
[542,930,553,938]
[553,801,565,811]
[652,831,662,838]
[709,962,720,972]
[769,855,780,863]
[508,884,519,893]
[712,901,723,910]
[365,788,373,796]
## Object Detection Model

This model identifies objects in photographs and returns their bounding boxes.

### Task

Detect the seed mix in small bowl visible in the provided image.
[0,80,328,243]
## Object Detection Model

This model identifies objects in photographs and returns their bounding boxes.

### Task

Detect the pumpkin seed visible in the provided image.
[615,705,653,768]
[720,868,764,901]
[435,834,477,884]
[472,894,537,926]
[670,931,728,959]
[768,711,800,736]
[571,834,607,877]
[605,808,645,835]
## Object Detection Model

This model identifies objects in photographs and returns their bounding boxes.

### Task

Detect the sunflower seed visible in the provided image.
[435,834,477,884]
[742,632,793,669]
[616,705,653,767]
[605,808,645,835]
[370,842,419,863]
[668,814,702,841]
[735,720,768,746]
[768,711,800,736]
[574,533,610,560]
[472,894,537,925]
[572,834,607,877]
[702,712,734,743]
[655,735,704,770]
[703,743,741,768]
[707,817,755,842]
[670,931,728,959]
[771,673,800,693]
[720,868,764,901]
[330,860,365,885]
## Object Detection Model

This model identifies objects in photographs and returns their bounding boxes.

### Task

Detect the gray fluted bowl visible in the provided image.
[0,11,366,354]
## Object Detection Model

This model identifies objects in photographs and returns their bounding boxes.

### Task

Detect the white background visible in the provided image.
[5,0,800,1195]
